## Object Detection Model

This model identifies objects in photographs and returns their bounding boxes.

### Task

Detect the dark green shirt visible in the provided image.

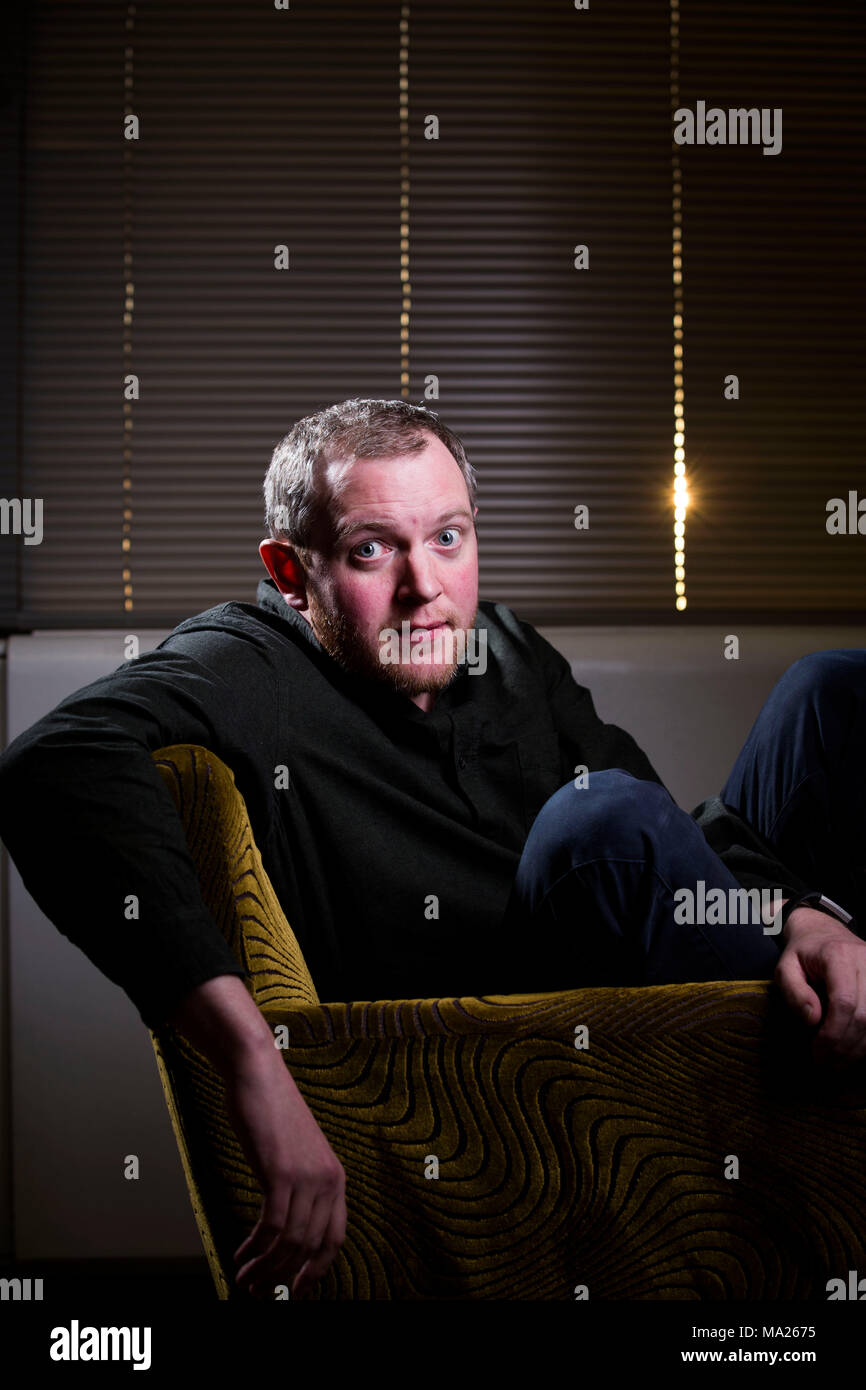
[0,577,809,1026]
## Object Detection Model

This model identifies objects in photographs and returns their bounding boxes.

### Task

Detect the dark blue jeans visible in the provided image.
[501,650,866,990]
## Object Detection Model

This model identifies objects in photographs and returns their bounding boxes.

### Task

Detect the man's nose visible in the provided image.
[395,545,442,604]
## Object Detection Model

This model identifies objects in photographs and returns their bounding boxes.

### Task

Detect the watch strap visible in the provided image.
[779,890,853,931]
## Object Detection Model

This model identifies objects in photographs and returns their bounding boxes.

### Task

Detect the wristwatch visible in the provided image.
[778,890,854,931]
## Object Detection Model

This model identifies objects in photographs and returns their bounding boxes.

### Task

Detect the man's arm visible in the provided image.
[167,975,346,1298]
[0,619,347,1294]
[0,623,274,1026]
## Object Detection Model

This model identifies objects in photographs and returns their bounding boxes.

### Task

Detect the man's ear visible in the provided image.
[258,538,309,611]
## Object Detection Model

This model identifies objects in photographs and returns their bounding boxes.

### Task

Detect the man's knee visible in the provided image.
[781,648,866,704]
[520,768,675,883]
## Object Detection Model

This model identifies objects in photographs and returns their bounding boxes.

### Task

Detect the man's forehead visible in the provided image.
[322,436,455,487]
[321,447,468,515]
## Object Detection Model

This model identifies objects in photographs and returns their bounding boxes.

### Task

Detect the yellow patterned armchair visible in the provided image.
[149,744,866,1300]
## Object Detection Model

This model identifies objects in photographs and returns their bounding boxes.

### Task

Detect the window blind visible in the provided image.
[4,0,863,631]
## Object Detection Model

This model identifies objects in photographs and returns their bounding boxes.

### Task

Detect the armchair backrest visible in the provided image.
[152,742,319,1009]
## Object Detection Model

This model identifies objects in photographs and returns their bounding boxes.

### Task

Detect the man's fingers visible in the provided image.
[292,1197,347,1296]
[777,936,866,1064]
[233,1191,295,1286]
[813,957,866,1061]
[281,1193,337,1297]
[775,949,823,1027]
[234,1178,346,1298]
[294,1188,339,1270]
[244,1189,317,1297]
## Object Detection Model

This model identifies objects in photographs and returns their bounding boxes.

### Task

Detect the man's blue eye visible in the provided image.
[356,541,378,558]
[439,529,457,545]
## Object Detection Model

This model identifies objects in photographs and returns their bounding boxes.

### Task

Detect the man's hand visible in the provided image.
[773,901,866,1066]
[224,1041,347,1299]
[167,974,347,1299]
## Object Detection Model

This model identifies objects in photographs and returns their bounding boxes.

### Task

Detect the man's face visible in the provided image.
[285,434,479,710]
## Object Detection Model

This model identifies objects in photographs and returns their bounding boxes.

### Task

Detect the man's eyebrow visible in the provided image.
[333,508,474,545]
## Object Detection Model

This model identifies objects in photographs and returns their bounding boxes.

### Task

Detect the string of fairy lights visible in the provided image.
[121,2,136,612]
[671,0,688,611]
[399,6,411,398]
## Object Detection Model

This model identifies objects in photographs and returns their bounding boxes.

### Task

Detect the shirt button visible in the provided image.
[458,754,467,769]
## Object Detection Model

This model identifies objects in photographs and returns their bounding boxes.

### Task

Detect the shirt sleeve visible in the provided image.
[0,614,279,1028]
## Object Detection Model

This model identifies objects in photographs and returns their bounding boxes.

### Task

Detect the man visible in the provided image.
[1,397,864,1302]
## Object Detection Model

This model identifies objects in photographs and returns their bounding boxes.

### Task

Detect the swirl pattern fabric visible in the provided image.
[149,744,866,1300]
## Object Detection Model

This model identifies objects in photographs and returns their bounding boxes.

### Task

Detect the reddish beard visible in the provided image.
[306,593,470,695]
